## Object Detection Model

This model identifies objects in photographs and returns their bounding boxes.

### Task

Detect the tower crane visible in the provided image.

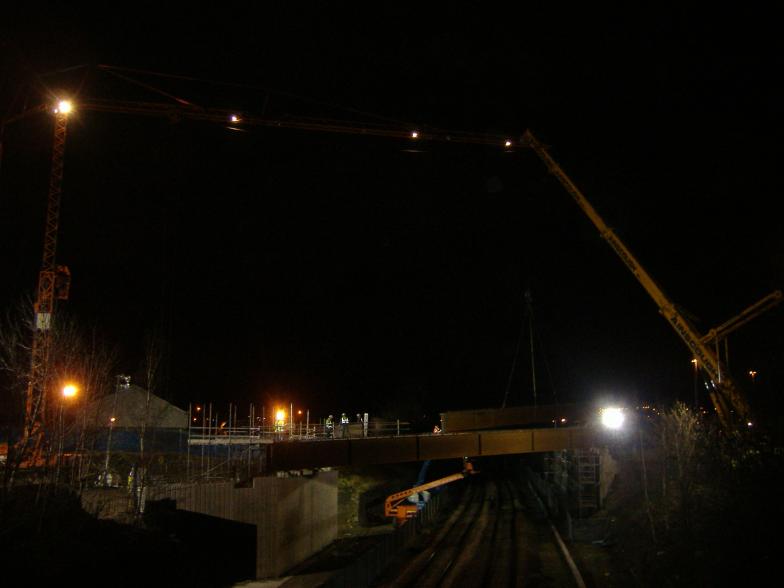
[18,100,73,467]
[521,130,764,432]
[6,84,514,468]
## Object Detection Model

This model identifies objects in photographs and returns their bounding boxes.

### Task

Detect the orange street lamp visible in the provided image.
[691,359,699,409]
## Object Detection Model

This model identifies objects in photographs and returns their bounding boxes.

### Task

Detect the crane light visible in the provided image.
[411,131,419,139]
[62,384,78,398]
[600,407,625,430]
[275,409,286,422]
[54,100,73,115]
[504,140,512,147]
[230,114,241,123]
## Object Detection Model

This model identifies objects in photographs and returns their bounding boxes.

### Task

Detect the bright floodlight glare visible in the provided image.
[230,114,240,122]
[504,140,512,147]
[55,100,73,114]
[411,131,419,139]
[275,409,285,422]
[601,407,625,430]
[62,384,78,398]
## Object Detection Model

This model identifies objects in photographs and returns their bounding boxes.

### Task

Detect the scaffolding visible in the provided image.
[184,402,412,482]
[574,448,602,518]
[543,448,602,519]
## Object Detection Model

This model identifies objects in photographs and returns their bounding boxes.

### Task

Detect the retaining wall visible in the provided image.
[147,471,338,578]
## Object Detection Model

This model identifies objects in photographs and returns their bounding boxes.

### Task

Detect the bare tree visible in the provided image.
[0,297,35,496]
[0,298,116,499]
[132,329,165,515]
[658,401,701,538]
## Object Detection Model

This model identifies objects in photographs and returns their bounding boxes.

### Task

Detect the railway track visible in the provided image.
[374,469,584,588]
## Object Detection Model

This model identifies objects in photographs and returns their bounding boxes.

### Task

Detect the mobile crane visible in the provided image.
[521,130,766,432]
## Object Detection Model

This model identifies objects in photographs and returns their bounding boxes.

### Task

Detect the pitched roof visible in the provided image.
[88,384,188,429]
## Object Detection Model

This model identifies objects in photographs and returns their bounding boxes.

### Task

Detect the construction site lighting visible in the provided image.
[504,140,512,147]
[275,409,286,422]
[54,100,73,115]
[600,406,625,430]
[62,384,78,398]
[411,131,419,139]
[230,114,241,122]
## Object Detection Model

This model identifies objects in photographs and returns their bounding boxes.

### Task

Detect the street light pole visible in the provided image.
[692,359,699,410]
[56,383,78,485]
[102,376,123,486]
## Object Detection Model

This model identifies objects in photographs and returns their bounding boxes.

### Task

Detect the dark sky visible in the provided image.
[2,6,783,424]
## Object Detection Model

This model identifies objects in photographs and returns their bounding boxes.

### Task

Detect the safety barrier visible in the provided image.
[187,421,412,445]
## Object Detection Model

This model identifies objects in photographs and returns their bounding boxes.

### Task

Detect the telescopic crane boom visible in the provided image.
[521,130,751,431]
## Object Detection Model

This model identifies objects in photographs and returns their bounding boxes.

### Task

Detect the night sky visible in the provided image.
[2,6,783,425]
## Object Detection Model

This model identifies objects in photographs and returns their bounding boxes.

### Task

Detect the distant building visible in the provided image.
[84,383,188,453]
[88,383,188,429]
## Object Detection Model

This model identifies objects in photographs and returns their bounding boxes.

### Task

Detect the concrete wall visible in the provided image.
[147,471,338,579]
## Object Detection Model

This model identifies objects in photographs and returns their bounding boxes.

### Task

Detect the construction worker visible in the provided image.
[325,415,335,438]
[274,414,285,439]
[340,413,350,438]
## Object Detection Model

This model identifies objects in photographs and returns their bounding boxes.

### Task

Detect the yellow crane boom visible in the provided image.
[521,130,751,430]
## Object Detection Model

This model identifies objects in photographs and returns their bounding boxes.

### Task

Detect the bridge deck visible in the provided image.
[266,426,600,470]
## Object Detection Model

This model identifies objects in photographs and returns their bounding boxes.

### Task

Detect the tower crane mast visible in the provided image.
[20,103,72,463]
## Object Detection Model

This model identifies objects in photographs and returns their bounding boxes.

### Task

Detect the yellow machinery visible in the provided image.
[385,460,477,525]
[522,130,778,432]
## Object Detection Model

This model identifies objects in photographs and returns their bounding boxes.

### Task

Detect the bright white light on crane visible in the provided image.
[504,140,512,147]
[411,131,419,139]
[230,114,241,123]
[54,100,73,115]
[275,409,286,422]
[747,421,753,428]
[600,407,625,430]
